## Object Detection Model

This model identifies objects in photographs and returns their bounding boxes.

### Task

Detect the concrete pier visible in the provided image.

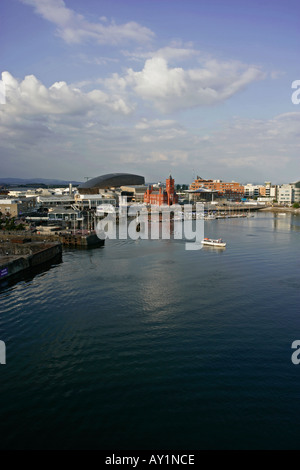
[0,240,62,280]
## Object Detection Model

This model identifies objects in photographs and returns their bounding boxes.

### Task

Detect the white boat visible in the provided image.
[201,237,226,247]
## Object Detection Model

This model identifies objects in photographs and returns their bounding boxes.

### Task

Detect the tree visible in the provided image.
[293,202,300,209]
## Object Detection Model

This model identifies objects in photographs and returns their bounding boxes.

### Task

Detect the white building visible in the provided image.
[36,195,75,208]
[278,182,300,204]
[74,194,116,210]
[243,184,262,198]
[264,182,277,198]
[8,190,28,197]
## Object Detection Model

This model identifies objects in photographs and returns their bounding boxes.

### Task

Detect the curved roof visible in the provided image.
[78,173,145,191]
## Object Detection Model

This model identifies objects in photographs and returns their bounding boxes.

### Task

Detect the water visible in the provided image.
[0,212,299,449]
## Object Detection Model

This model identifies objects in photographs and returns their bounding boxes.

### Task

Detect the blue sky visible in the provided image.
[0,0,299,183]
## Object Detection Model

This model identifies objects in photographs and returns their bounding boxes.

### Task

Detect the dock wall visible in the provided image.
[0,243,62,280]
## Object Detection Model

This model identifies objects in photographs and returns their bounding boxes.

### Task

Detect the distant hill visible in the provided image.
[0,178,82,186]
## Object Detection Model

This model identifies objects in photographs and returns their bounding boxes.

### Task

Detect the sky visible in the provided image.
[0,0,299,184]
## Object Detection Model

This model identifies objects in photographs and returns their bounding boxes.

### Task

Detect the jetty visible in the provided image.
[0,230,105,248]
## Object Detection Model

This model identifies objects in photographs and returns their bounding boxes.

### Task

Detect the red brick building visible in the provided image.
[144,175,179,206]
[190,177,244,200]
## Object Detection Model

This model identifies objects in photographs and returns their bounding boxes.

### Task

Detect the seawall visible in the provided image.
[0,242,62,280]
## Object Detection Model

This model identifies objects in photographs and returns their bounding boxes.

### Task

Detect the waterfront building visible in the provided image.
[264,182,278,199]
[270,186,278,199]
[190,176,244,200]
[278,182,300,204]
[243,184,263,198]
[0,198,37,217]
[8,190,28,198]
[48,207,83,223]
[144,175,179,206]
[78,173,145,194]
[186,187,219,203]
[259,186,266,197]
[74,194,116,210]
[264,182,271,198]
[36,195,75,208]
[119,185,148,203]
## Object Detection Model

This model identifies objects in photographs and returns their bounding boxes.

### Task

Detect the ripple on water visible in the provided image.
[0,213,300,449]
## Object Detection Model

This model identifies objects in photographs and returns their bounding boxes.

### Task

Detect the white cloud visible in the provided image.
[1,71,133,118]
[135,118,180,130]
[109,56,265,113]
[0,71,135,177]
[0,80,6,104]
[189,112,300,180]
[135,118,186,142]
[1,71,299,183]
[20,0,155,45]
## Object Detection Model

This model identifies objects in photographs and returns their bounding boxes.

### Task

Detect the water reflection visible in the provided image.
[0,254,62,292]
[273,213,300,231]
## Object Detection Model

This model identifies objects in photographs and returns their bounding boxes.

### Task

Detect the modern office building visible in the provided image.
[278,182,300,204]
[243,184,263,198]
[190,177,244,200]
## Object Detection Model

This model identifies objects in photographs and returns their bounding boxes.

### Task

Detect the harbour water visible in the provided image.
[0,212,299,449]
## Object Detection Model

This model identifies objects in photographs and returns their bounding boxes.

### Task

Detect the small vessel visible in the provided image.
[201,237,226,247]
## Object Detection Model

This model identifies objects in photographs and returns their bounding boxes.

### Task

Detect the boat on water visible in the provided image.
[201,237,226,247]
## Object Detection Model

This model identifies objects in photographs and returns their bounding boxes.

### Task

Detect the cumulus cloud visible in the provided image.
[1,71,133,118]
[0,80,5,104]
[119,56,265,112]
[117,112,300,181]
[0,71,135,177]
[1,70,299,183]
[20,0,155,45]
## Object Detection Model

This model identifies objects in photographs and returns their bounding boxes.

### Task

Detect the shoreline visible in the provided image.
[259,206,300,214]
